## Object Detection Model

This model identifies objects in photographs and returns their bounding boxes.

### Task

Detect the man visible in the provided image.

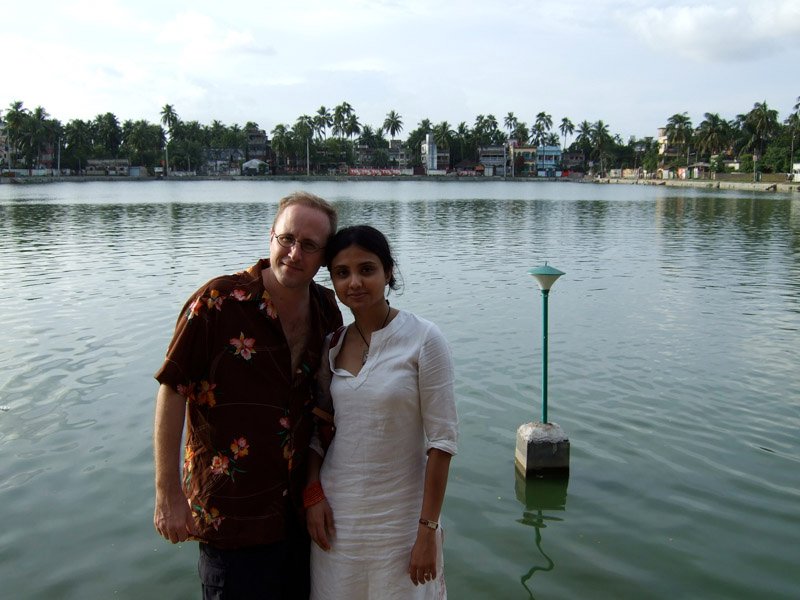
[153,191,342,599]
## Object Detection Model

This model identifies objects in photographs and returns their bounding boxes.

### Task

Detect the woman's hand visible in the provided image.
[307,499,335,551]
[408,526,437,585]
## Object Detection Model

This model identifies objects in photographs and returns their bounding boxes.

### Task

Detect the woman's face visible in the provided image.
[329,244,391,313]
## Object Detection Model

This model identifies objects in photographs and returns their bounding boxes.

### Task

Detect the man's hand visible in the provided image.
[154,487,197,543]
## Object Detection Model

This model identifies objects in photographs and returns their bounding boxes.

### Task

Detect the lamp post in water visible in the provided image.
[528,264,564,423]
[514,263,570,479]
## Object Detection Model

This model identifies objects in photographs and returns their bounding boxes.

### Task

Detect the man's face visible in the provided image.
[268,204,331,290]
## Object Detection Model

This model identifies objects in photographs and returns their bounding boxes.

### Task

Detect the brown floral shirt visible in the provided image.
[155,259,342,549]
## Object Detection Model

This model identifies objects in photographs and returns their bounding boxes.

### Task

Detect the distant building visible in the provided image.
[86,158,130,176]
[477,146,506,176]
[509,145,537,176]
[388,139,409,168]
[419,133,450,173]
[536,145,562,176]
[246,127,269,161]
[202,148,246,175]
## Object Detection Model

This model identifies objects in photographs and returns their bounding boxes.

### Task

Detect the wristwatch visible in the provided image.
[419,518,439,530]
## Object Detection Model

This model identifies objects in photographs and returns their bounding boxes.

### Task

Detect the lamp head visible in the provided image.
[528,263,565,291]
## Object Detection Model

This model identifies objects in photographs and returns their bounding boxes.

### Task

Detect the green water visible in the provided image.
[1,181,798,599]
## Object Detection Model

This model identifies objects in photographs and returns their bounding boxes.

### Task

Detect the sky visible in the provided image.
[3,0,799,141]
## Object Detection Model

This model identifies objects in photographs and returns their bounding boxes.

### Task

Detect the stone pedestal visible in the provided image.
[515,421,570,478]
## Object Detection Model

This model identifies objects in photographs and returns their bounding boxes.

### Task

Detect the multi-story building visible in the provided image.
[246,127,269,162]
[509,145,537,176]
[388,139,409,168]
[536,145,562,176]
[478,146,507,176]
[202,148,246,175]
[419,134,450,173]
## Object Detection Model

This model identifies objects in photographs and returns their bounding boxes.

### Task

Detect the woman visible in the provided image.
[305,225,458,599]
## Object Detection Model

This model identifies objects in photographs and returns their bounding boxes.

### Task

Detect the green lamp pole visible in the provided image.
[528,264,565,423]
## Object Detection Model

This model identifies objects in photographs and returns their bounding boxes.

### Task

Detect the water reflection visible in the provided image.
[1,183,799,599]
[514,472,569,599]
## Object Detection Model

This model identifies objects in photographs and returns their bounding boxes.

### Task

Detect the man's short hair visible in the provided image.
[273,191,338,239]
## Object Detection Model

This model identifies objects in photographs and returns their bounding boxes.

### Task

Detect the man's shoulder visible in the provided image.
[193,261,263,297]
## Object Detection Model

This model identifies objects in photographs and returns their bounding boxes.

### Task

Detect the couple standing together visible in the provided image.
[153,191,458,599]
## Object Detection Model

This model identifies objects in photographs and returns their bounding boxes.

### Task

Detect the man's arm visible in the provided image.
[153,383,197,543]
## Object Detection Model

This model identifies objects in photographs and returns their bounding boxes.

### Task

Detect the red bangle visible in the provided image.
[303,481,326,508]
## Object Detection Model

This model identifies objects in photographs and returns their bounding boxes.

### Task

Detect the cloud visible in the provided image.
[619,0,800,62]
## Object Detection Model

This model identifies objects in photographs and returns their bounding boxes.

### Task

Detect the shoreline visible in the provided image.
[1,174,797,194]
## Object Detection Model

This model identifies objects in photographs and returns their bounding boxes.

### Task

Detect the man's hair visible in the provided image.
[273,191,338,239]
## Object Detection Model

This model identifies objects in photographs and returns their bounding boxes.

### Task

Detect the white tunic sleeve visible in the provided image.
[418,322,458,456]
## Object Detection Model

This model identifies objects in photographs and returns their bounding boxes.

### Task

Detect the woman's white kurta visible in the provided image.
[310,310,458,600]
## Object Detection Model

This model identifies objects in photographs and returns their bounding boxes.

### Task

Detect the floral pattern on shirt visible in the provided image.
[206,289,224,311]
[230,332,256,360]
[259,290,278,319]
[209,436,249,481]
[177,380,217,407]
[194,504,224,531]
[230,288,252,302]
[278,412,296,471]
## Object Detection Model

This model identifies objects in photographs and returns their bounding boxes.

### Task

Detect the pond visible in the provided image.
[1,180,798,599]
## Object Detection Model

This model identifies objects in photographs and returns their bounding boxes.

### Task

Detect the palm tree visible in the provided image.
[160,104,179,175]
[504,112,518,135]
[64,118,93,172]
[92,112,122,157]
[433,121,454,168]
[744,100,779,161]
[314,106,332,140]
[332,102,353,139]
[511,121,529,146]
[294,115,314,174]
[5,100,29,169]
[591,120,612,175]
[344,113,361,140]
[535,112,553,131]
[270,124,290,171]
[382,110,403,140]
[695,113,730,160]
[575,120,593,168]
[665,112,693,166]
[559,117,575,151]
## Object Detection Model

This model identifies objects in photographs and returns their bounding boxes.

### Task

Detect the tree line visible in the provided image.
[2,97,799,175]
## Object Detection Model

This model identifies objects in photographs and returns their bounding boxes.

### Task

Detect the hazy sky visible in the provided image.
[3,0,799,140]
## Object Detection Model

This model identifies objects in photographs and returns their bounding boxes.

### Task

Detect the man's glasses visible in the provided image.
[273,233,324,254]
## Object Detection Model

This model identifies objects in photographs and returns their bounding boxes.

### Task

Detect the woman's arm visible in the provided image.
[305,447,335,551]
[408,448,452,585]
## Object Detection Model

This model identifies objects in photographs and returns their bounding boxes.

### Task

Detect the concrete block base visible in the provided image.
[515,421,570,478]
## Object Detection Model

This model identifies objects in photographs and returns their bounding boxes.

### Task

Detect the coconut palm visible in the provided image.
[4,100,29,169]
[382,110,403,140]
[535,112,553,133]
[504,112,518,135]
[314,106,332,140]
[591,120,612,175]
[332,102,354,139]
[695,113,730,159]
[160,104,179,174]
[665,112,693,166]
[294,115,314,173]
[64,118,93,172]
[270,124,290,170]
[92,112,122,157]
[559,117,574,150]
[511,121,529,146]
[744,100,779,160]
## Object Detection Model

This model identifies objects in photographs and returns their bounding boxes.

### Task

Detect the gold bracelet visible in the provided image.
[419,518,439,530]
